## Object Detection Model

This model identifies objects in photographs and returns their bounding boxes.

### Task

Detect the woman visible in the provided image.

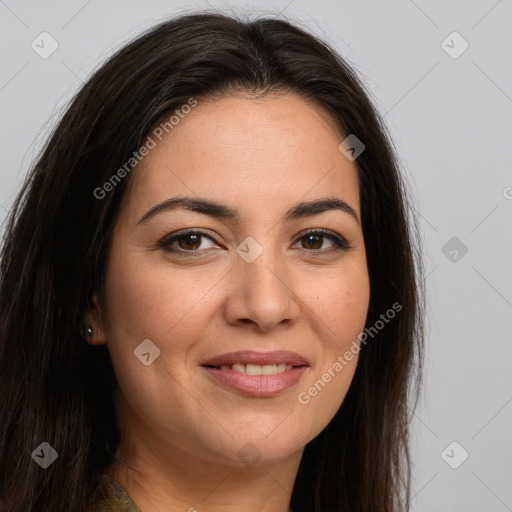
[0,11,424,512]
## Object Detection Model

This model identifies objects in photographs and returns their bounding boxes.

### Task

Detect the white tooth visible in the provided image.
[285,364,293,371]
[219,365,230,371]
[261,364,278,375]
[277,364,286,373]
[232,363,246,373]
[246,364,263,375]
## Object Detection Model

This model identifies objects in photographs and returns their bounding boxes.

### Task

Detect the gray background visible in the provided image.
[1,0,511,510]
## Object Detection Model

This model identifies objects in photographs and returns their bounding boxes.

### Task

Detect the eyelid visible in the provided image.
[158,228,352,254]
[158,228,222,253]
[294,228,352,251]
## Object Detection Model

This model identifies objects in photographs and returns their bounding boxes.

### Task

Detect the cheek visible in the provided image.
[325,284,370,342]
[295,264,369,418]
[308,264,370,347]
[101,255,219,365]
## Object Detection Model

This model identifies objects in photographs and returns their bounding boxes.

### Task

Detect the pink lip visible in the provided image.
[200,350,309,367]
[200,350,309,397]
[201,366,308,397]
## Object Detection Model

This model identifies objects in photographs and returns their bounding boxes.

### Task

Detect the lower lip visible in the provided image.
[200,366,308,397]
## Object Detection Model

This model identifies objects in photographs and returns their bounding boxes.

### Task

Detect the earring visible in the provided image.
[83,325,103,345]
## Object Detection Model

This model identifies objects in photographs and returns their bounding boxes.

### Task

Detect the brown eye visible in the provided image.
[177,234,202,251]
[159,230,219,255]
[300,233,324,250]
[295,230,351,252]
[159,228,351,257]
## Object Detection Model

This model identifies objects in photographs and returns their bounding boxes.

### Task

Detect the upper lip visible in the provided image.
[201,350,309,367]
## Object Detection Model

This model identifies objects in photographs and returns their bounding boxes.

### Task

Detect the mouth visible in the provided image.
[200,350,309,397]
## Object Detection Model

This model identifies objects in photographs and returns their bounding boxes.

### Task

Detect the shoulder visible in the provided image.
[87,473,141,512]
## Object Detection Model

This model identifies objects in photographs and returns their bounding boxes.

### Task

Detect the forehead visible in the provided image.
[123,93,360,221]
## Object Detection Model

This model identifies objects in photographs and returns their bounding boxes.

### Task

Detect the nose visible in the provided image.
[223,249,300,333]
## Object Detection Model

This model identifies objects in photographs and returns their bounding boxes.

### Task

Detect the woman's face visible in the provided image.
[97,93,370,467]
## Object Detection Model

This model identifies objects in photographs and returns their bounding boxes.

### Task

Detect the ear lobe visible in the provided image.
[83,293,106,345]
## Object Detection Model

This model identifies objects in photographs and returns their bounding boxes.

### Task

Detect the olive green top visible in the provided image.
[89,473,141,511]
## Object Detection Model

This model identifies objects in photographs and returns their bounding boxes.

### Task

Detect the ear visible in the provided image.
[82,292,106,345]
[92,293,102,316]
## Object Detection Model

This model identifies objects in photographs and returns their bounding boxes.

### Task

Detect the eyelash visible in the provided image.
[158,228,352,256]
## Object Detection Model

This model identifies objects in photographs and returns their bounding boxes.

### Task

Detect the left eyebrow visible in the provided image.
[137,196,360,226]
[284,197,360,224]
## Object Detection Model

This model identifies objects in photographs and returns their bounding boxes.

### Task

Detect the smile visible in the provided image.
[208,363,293,375]
[200,350,309,397]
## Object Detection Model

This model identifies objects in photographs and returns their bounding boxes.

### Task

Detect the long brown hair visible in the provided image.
[0,11,424,511]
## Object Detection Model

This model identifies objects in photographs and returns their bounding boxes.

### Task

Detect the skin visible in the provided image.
[87,93,370,512]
